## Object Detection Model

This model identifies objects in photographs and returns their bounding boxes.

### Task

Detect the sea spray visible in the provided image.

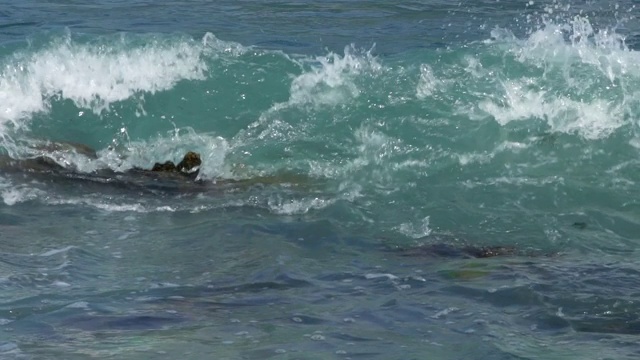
[478,15,640,139]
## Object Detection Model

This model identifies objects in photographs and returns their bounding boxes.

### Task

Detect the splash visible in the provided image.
[98,127,230,179]
[478,15,640,140]
[478,79,625,140]
[288,45,382,108]
[416,64,440,99]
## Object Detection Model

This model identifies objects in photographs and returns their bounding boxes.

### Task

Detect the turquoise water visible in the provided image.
[1,1,640,359]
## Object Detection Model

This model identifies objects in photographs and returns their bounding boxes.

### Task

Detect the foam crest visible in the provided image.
[513,16,638,83]
[481,15,640,140]
[201,32,249,57]
[0,33,212,129]
[479,79,624,139]
[288,45,381,107]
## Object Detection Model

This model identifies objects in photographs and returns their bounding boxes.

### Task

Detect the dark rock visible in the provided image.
[151,161,177,172]
[176,151,201,173]
[151,151,201,179]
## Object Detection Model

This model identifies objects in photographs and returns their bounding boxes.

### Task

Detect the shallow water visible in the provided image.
[1,1,640,359]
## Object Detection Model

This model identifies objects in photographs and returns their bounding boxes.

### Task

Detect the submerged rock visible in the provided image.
[3,141,202,180]
[572,222,587,230]
[0,139,316,199]
[62,314,185,331]
[392,243,517,259]
[31,140,98,159]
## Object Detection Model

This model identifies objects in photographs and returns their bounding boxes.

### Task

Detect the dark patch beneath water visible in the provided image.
[61,314,185,331]
[571,318,640,335]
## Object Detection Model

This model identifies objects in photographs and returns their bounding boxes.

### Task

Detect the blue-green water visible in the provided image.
[1,1,640,359]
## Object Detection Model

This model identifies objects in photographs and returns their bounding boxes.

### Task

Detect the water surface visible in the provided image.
[1,1,640,359]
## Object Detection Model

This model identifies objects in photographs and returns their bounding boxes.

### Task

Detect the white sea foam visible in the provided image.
[396,216,432,239]
[40,246,76,257]
[416,64,441,99]
[0,183,170,212]
[47,197,174,213]
[267,195,334,215]
[457,140,530,166]
[630,136,640,149]
[0,33,245,133]
[288,45,382,108]
[52,280,71,287]
[461,175,565,188]
[1,185,45,206]
[481,16,640,140]
[66,301,90,309]
[364,273,399,280]
[478,79,625,140]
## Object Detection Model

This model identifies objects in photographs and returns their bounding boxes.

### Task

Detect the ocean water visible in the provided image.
[1,1,640,359]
